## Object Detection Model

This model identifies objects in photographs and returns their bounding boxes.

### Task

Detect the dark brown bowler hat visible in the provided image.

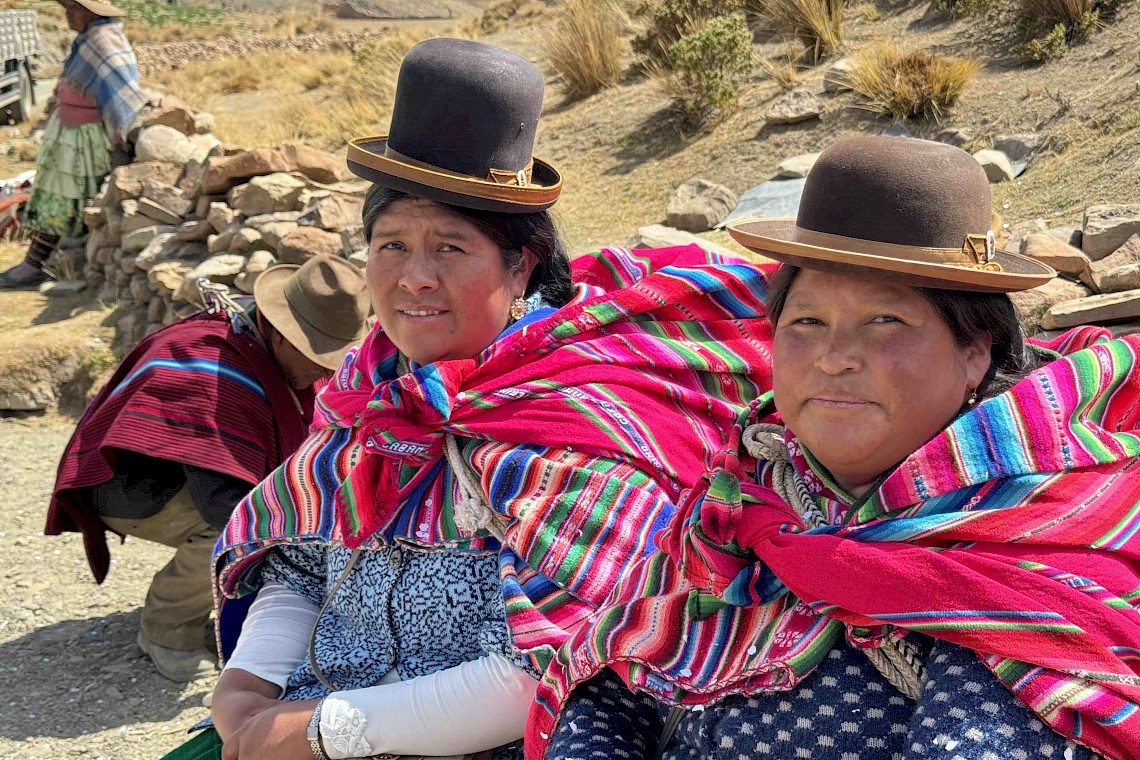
[727,136,1055,292]
[346,38,561,214]
[254,256,371,371]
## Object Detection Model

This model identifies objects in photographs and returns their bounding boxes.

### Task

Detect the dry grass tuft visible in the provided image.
[1014,0,1117,60]
[758,57,802,90]
[845,41,979,120]
[266,11,338,38]
[539,0,624,101]
[743,0,843,63]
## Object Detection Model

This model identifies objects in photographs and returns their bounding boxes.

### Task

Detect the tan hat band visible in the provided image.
[283,274,361,341]
[790,226,1004,272]
[384,146,534,187]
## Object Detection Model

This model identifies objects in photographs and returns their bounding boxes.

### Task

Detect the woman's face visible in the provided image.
[773,268,991,497]
[366,197,536,365]
[64,2,91,32]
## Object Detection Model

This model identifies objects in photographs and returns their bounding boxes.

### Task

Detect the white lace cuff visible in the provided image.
[319,698,373,760]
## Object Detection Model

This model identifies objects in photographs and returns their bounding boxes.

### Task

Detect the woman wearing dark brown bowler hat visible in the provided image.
[174,37,776,760]
[534,136,1140,760]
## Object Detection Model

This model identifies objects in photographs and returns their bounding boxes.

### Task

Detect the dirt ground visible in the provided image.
[0,414,215,760]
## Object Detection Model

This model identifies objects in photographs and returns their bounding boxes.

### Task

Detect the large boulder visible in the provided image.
[666,179,738,233]
[626,225,742,259]
[177,254,248,302]
[203,148,297,194]
[228,227,271,255]
[281,143,343,184]
[134,233,180,271]
[148,261,191,298]
[276,227,343,264]
[122,225,177,254]
[1042,289,1140,330]
[136,95,197,136]
[972,149,1014,183]
[1020,233,1089,277]
[104,162,184,209]
[230,173,307,216]
[135,125,194,164]
[142,180,194,219]
[177,219,214,242]
[121,199,157,236]
[991,133,1043,163]
[234,250,278,294]
[207,202,238,234]
[765,90,824,125]
[1008,277,1092,333]
[1083,235,1140,293]
[1083,205,1140,261]
[775,153,819,179]
[302,194,364,231]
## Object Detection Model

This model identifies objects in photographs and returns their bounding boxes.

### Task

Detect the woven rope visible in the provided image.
[443,433,508,542]
[742,424,925,700]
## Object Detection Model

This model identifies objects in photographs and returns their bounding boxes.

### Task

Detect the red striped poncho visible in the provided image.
[530,327,1140,759]
[213,246,777,666]
[47,309,311,583]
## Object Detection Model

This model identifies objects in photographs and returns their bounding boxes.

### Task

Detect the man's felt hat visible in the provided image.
[727,136,1056,292]
[254,256,371,371]
[346,38,561,214]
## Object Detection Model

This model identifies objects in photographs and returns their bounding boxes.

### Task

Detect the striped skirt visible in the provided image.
[24,111,113,237]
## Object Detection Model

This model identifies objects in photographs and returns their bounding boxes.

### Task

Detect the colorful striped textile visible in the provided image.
[46,308,310,583]
[214,246,776,667]
[59,18,145,140]
[530,329,1140,760]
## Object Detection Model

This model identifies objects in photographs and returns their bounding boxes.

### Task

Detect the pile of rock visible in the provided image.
[75,95,368,342]
[1009,204,1140,337]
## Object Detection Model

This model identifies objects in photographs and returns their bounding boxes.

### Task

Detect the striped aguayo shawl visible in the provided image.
[59,18,145,140]
[213,246,776,665]
[530,327,1140,760]
[47,308,310,583]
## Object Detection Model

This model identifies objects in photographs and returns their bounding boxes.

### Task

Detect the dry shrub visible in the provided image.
[852,1,883,20]
[1015,0,1115,60]
[480,0,551,33]
[631,0,743,69]
[657,14,754,127]
[540,0,624,100]
[845,41,979,120]
[743,0,842,63]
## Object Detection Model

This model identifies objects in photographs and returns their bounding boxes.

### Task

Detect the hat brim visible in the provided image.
[727,218,1056,293]
[66,0,126,17]
[254,264,367,371]
[347,137,561,214]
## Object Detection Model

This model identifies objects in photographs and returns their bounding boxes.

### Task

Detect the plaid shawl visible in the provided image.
[47,308,311,583]
[59,18,145,140]
[531,327,1140,760]
[214,246,776,665]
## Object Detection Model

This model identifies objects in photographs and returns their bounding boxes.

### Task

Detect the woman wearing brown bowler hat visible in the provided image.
[171,38,776,760]
[534,136,1140,759]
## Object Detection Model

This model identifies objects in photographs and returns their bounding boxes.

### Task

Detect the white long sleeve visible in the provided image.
[223,581,318,693]
[221,580,538,757]
[320,650,538,759]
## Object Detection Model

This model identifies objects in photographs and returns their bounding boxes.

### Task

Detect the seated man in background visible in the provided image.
[45,255,370,682]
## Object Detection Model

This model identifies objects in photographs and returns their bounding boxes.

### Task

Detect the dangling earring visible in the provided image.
[509,297,528,321]
[967,387,978,406]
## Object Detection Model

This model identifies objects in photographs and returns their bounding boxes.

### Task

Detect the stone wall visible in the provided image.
[72,95,368,345]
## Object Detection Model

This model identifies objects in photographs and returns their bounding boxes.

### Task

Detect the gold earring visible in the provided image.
[510,297,528,321]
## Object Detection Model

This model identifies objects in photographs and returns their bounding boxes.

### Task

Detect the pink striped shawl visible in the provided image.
[530,328,1140,760]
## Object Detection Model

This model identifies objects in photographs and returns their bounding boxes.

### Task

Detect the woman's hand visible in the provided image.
[220,698,319,760]
[211,668,282,743]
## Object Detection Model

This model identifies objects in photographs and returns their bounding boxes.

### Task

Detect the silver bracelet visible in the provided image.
[306,698,331,760]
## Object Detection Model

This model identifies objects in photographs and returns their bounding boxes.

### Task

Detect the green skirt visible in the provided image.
[160,728,223,760]
[24,112,113,237]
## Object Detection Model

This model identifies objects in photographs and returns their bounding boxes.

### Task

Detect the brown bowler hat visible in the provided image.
[346,38,561,214]
[57,0,126,17]
[727,136,1055,293]
[254,256,371,371]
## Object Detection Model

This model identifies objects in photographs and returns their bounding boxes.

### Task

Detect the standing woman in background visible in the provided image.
[0,0,144,288]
